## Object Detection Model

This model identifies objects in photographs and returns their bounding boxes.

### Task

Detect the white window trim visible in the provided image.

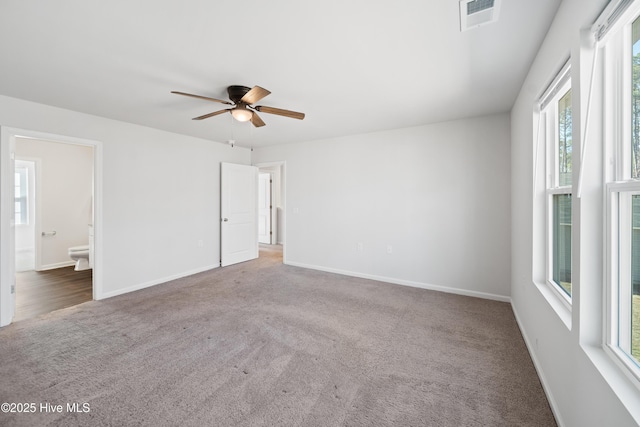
[532,60,574,330]
[541,73,573,311]
[600,0,640,387]
[605,183,640,384]
[545,189,572,310]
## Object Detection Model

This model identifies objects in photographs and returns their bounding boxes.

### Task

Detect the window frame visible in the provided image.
[602,1,640,384]
[606,184,640,382]
[540,72,573,310]
[546,189,572,304]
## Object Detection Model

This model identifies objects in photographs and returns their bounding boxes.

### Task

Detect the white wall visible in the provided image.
[252,113,511,300]
[0,94,250,301]
[16,137,93,270]
[511,0,640,425]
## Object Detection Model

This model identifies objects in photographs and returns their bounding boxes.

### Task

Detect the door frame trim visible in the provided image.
[254,161,286,263]
[258,171,273,244]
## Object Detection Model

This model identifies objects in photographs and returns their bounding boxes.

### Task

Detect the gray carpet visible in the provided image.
[0,245,556,426]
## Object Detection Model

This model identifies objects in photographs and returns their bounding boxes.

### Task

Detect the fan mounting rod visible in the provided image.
[227,85,252,104]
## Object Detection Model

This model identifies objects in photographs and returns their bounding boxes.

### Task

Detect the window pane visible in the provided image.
[632,16,640,179]
[14,172,20,197]
[558,89,572,186]
[14,167,28,225]
[14,200,24,226]
[552,194,572,297]
[634,289,640,362]
[631,195,640,361]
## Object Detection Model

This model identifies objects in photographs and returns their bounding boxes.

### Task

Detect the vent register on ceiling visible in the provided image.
[460,0,501,31]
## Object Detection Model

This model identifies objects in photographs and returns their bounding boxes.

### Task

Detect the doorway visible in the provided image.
[14,137,94,321]
[0,128,102,327]
[256,162,285,262]
[258,172,272,245]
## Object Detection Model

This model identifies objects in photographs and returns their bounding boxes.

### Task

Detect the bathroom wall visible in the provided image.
[15,137,93,270]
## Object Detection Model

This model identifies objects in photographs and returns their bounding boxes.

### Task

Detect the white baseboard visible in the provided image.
[511,305,564,427]
[37,260,76,271]
[96,264,219,300]
[285,260,511,302]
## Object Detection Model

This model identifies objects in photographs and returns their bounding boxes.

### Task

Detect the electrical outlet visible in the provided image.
[387,245,393,254]
[197,240,204,248]
[357,242,363,252]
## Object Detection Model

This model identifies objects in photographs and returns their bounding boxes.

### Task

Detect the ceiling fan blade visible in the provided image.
[192,109,230,120]
[241,86,271,105]
[255,105,305,120]
[250,111,266,127]
[172,91,233,105]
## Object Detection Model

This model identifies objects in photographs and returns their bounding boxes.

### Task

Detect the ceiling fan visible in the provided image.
[171,85,305,127]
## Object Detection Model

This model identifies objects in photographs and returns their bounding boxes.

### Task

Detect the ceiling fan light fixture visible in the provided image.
[231,107,253,122]
[172,85,305,128]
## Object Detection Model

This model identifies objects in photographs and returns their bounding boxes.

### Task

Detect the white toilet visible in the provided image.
[69,245,91,271]
[69,224,94,271]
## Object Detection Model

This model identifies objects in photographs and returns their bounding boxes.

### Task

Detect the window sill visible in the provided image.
[533,279,572,330]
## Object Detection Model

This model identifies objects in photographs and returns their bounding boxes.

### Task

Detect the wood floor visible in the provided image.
[14,267,92,322]
[12,247,280,323]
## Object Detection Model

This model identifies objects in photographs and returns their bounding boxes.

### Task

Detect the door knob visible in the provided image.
[223,218,228,222]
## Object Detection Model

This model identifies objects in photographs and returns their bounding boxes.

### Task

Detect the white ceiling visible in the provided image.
[0,0,561,149]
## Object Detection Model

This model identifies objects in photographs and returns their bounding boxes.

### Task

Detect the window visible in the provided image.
[630,16,640,366]
[552,88,572,299]
[539,62,573,305]
[14,166,28,226]
[552,192,571,296]
[602,2,640,380]
[633,16,640,180]
[608,190,640,373]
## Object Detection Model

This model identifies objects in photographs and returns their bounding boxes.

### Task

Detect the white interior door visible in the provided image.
[258,173,272,244]
[221,162,258,267]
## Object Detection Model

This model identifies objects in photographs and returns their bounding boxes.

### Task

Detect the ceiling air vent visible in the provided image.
[460,0,501,32]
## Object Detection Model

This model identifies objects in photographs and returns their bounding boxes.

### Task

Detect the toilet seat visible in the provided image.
[69,245,89,254]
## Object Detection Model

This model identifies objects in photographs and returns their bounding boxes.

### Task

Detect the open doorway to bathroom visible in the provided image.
[13,137,94,322]
[257,162,285,264]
